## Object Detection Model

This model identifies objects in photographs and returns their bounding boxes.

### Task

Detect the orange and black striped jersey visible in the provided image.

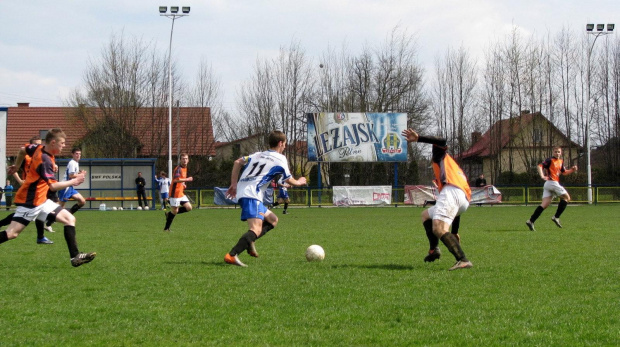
[170,165,187,198]
[419,136,472,201]
[14,144,57,207]
[540,157,565,182]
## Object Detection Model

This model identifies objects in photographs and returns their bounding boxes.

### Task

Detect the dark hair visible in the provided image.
[72,147,81,154]
[29,136,41,144]
[45,129,66,144]
[180,152,189,158]
[268,131,286,148]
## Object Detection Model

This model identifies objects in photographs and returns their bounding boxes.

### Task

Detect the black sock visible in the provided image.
[283,203,288,211]
[423,219,438,250]
[35,220,45,239]
[272,202,280,207]
[440,233,468,262]
[230,231,258,256]
[258,222,275,239]
[0,230,8,244]
[529,206,545,223]
[164,212,176,230]
[63,225,79,258]
[0,213,14,228]
[555,199,568,218]
[177,206,188,214]
[451,215,461,235]
[69,204,81,214]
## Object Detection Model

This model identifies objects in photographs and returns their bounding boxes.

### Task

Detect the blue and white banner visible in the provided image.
[307,113,408,162]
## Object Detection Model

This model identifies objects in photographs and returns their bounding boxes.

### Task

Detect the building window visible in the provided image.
[39,130,48,140]
[533,128,543,144]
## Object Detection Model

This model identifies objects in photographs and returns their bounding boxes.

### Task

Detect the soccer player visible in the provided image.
[163,153,193,232]
[402,128,472,271]
[1,129,96,267]
[224,130,307,267]
[272,182,291,214]
[0,136,55,244]
[526,146,578,231]
[58,147,86,214]
[155,171,171,210]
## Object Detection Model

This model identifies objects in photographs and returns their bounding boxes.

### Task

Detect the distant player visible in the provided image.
[272,182,291,214]
[58,148,86,214]
[163,153,193,232]
[402,128,472,271]
[526,146,577,231]
[224,130,307,267]
[155,171,171,210]
[2,129,96,267]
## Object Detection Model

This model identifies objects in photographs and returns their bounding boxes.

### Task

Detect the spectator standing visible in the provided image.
[4,180,14,210]
[135,172,147,208]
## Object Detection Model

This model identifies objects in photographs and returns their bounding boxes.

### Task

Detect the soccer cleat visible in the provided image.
[551,216,562,228]
[424,247,441,262]
[448,260,473,271]
[44,225,55,233]
[248,242,259,258]
[37,237,54,244]
[225,253,248,267]
[163,229,171,232]
[71,252,97,267]
[525,220,536,231]
[282,210,288,214]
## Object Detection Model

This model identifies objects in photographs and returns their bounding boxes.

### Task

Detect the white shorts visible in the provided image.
[169,196,190,207]
[14,199,62,224]
[427,185,469,224]
[542,180,568,199]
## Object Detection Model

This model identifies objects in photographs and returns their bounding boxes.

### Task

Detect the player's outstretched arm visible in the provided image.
[285,176,307,187]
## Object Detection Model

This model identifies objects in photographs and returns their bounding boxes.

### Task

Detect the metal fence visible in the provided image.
[68,185,620,209]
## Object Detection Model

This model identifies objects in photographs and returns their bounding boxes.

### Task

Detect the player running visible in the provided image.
[402,128,472,271]
[1,129,96,267]
[224,130,307,267]
[526,147,577,231]
[163,153,193,232]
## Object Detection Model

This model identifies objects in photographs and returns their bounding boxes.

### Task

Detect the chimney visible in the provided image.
[17,102,30,107]
[471,131,482,144]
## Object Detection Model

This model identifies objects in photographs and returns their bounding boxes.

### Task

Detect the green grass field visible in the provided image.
[0,205,618,346]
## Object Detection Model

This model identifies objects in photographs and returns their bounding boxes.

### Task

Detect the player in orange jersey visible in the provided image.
[163,153,193,232]
[526,147,577,231]
[402,128,472,271]
[1,129,96,267]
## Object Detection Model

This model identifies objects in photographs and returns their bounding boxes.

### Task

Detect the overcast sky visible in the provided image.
[0,0,616,109]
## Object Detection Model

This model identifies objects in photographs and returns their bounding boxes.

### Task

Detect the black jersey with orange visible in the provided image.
[418,136,472,201]
[14,144,58,207]
[540,157,565,182]
[170,165,187,198]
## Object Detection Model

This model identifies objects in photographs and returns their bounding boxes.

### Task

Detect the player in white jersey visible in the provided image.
[58,148,86,214]
[224,130,307,267]
[154,171,171,210]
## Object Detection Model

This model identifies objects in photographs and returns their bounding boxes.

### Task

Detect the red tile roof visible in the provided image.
[6,104,215,158]
[461,112,580,159]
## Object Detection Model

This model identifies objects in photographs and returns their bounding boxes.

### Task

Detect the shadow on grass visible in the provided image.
[330,263,414,271]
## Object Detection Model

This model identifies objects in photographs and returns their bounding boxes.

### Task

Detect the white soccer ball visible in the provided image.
[137,206,143,210]
[144,206,150,210]
[112,206,117,211]
[305,245,325,262]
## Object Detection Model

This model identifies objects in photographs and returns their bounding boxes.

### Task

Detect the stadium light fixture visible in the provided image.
[182,7,190,14]
[584,23,615,204]
[160,6,191,181]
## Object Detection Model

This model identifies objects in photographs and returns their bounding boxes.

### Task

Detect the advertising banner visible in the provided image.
[333,186,392,206]
[307,113,408,162]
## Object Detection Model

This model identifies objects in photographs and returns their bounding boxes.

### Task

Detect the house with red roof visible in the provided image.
[460,111,582,184]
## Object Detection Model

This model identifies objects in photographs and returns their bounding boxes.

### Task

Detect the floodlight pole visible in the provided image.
[585,23,614,204]
[160,7,190,181]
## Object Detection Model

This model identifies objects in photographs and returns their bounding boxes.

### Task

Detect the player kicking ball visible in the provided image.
[224,130,307,267]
